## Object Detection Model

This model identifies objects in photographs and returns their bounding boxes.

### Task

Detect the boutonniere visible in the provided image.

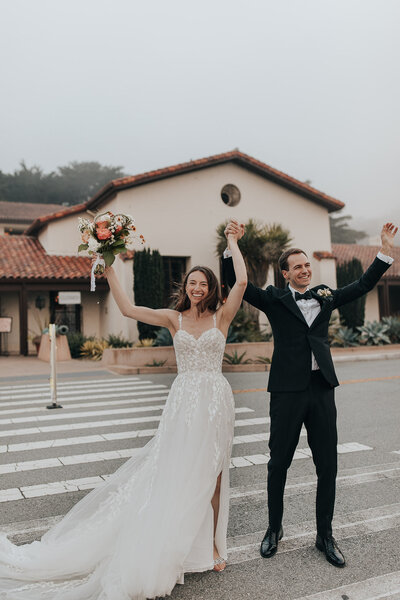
[317,288,333,301]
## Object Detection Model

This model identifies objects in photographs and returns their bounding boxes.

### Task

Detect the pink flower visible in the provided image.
[96,228,112,240]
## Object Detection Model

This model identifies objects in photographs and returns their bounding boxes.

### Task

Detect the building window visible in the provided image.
[162,257,187,307]
[50,292,81,333]
[221,184,241,207]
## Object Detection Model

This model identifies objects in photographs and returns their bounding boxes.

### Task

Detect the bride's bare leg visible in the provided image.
[211,473,226,571]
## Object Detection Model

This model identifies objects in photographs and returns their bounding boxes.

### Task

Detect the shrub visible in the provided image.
[228,308,270,342]
[80,339,109,360]
[67,332,92,359]
[153,327,173,347]
[336,259,366,328]
[357,321,391,346]
[382,316,400,343]
[133,248,164,340]
[106,333,133,348]
[223,350,252,364]
[331,326,359,347]
[135,338,154,347]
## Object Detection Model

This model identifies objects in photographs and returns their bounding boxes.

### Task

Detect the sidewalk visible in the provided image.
[0,344,399,381]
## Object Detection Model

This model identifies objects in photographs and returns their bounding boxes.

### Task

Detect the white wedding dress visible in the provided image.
[0,314,235,600]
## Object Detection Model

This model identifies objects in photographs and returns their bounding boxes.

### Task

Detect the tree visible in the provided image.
[330,213,367,244]
[133,249,164,340]
[216,219,292,327]
[0,161,125,205]
[336,258,366,328]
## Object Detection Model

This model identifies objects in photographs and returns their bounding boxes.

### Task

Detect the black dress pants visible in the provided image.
[267,370,337,536]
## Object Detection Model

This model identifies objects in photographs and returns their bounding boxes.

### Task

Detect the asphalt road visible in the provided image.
[0,358,399,599]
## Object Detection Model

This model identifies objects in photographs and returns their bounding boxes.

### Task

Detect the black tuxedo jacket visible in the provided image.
[223,256,390,392]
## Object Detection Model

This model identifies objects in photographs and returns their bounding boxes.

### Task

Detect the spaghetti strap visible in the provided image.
[178,313,182,329]
[213,313,217,327]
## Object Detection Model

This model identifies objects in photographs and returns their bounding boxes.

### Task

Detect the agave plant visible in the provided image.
[153,327,173,347]
[135,338,155,347]
[357,321,391,346]
[382,316,400,343]
[145,359,167,367]
[223,350,252,365]
[331,327,359,347]
[80,339,109,360]
[106,333,133,348]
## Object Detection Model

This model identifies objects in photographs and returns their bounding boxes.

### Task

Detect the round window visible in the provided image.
[221,184,241,207]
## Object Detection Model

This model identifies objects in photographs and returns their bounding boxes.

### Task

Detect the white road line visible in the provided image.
[0,404,166,425]
[293,571,400,600]
[0,379,158,396]
[0,389,169,413]
[0,441,372,485]
[0,414,266,440]
[0,376,142,391]
[230,462,400,500]
[231,442,373,469]
[0,405,253,426]
[2,419,277,453]
[227,502,400,566]
[0,379,161,396]
[0,394,169,415]
[0,385,169,412]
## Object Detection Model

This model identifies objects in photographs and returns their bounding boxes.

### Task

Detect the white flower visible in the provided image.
[88,237,101,252]
[317,288,333,299]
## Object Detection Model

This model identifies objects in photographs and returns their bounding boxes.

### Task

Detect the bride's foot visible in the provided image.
[213,545,226,572]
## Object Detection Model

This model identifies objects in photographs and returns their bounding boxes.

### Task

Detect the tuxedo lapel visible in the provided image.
[279,290,308,326]
[309,291,332,330]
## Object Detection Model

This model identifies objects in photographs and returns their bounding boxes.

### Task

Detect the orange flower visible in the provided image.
[96,228,112,240]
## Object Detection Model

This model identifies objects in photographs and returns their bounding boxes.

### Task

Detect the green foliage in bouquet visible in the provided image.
[133,248,164,340]
[336,259,366,328]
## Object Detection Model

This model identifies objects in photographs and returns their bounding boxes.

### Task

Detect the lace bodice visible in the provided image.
[173,315,226,374]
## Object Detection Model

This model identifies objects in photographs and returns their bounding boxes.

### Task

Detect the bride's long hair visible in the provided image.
[174,266,223,314]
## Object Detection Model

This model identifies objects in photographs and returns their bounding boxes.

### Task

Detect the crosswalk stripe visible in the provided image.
[0,405,253,426]
[0,380,162,398]
[0,386,168,406]
[227,502,400,565]
[1,425,289,454]
[293,571,400,600]
[0,394,169,415]
[0,416,269,439]
[0,376,142,392]
[0,441,372,487]
[0,389,169,414]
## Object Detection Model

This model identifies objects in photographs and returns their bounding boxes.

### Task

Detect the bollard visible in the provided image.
[46,323,63,410]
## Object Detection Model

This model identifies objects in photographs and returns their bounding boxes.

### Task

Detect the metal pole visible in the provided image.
[47,323,62,409]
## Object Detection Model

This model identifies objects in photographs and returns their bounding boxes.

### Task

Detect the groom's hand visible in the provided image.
[224,219,245,241]
[380,222,398,255]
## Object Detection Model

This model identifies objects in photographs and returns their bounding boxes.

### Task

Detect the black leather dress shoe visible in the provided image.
[315,534,346,567]
[260,526,283,558]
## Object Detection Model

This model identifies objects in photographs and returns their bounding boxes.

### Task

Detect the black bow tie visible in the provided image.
[295,290,313,301]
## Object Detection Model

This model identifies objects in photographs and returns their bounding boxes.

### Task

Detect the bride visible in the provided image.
[0,225,247,599]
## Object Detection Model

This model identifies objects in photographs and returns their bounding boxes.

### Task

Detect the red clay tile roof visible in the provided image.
[25,150,344,235]
[332,244,400,278]
[313,251,335,260]
[0,201,63,225]
[0,235,105,281]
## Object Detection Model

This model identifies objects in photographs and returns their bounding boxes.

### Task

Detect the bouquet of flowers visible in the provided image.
[78,212,145,291]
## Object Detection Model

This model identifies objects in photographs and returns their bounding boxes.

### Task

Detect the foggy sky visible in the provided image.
[1,0,399,226]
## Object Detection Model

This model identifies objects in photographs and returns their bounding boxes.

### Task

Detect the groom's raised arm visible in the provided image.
[333,222,397,308]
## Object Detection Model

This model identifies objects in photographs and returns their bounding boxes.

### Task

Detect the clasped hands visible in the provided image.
[224,219,245,243]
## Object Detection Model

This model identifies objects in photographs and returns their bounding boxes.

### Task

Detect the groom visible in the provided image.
[223,221,397,567]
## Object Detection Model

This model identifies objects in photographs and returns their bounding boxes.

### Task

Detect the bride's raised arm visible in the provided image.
[106,266,175,329]
[219,232,247,329]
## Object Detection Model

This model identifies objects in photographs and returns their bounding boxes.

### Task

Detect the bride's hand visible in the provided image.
[224,219,245,241]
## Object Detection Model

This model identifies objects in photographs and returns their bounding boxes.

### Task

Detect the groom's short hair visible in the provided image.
[279,248,308,272]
